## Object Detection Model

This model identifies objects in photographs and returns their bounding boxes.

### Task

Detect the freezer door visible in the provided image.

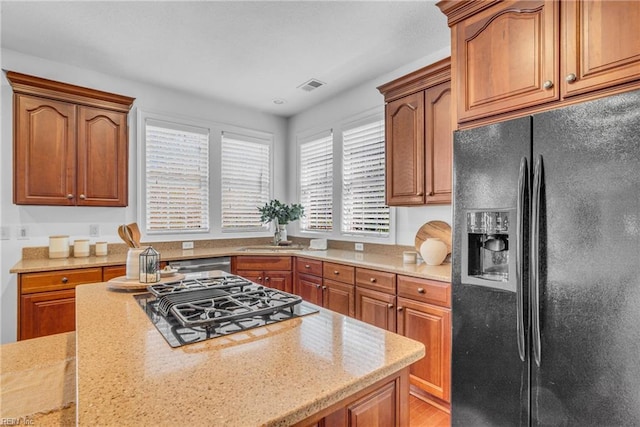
[531,90,640,425]
[452,116,531,426]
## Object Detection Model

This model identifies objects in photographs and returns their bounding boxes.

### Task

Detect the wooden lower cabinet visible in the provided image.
[235,256,293,293]
[103,265,126,281]
[238,269,293,293]
[295,367,409,427]
[323,279,355,318]
[397,297,451,403]
[20,289,76,339]
[297,273,324,306]
[355,287,396,332]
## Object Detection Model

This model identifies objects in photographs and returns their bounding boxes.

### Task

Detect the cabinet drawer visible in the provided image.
[323,262,355,284]
[397,275,451,308]
[295,257,323,277]
[103,265,126,281]
[356,268,396,294]
[235,256,292,271]
[21,267,103,294]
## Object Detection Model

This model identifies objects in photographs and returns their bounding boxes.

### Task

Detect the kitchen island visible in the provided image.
[76,282,425,426]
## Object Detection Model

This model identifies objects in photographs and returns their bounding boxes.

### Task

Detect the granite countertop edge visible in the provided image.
[10,247,452,282]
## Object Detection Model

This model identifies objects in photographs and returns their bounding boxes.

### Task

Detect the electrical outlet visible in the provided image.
[89,224,100,237]
[17,226,29,239]
[355,243,364,251]
[182,241,194,250]
[0,226,10,240]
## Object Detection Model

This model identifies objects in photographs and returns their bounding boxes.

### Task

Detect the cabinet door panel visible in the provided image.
[562,0,640,97]
[456,0,558,122]
[14,95,76,205]
[397,297,451,402]
[348,381,397,427]
[77,107,128,206]
[236,270,264,285]
[297,273,323,306]
[323,279,354,317]
[385,92,425,205]
[356,288,396,332]
[20,289,76,340]
[264,271,292,294]
[425,81,453,204]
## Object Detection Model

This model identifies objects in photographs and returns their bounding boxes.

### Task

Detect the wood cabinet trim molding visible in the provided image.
[377,57,451,102]
[6,71,135,112]
[436,0,501,26]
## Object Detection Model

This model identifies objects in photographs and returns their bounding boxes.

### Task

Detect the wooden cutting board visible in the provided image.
[415,221,452,254]
[107,273,185,291]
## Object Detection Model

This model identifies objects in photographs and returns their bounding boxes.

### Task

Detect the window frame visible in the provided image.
[298,129,334,233]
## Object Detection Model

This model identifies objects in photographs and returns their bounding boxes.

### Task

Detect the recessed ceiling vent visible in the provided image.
[298,78,326,92]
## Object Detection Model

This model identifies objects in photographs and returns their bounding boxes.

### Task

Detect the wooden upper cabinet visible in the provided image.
[14,95,77,205]
[438,0,640,125]
[425,81,453,204]
[378,58,452,206]
[454,0,559,122]
[385,92,425,205]
[7,71,134,207]
[561,0,640,97]
[77,107,128,206]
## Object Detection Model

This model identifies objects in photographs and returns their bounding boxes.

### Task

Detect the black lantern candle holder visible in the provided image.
[139,246,160,283]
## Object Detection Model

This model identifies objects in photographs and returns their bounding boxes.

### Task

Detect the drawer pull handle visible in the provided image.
[417,287,425,294]
[61,277,68,283]
[370,278,377,283]
[334,270,339,275]
[305,264,310,268]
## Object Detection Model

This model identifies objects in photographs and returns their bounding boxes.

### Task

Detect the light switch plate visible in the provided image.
[182,241,194,250]
[89,224,100,237]
[0,226,9,240]
[355,243,364,251]
[17,226,29,239]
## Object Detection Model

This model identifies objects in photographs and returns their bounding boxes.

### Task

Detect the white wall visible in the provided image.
[0,48,288,343]
[286,47,453,247]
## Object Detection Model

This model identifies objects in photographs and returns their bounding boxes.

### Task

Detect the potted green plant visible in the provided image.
[258,199,304,244]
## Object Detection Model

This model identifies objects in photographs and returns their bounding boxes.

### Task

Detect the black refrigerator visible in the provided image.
[452,90,640,426]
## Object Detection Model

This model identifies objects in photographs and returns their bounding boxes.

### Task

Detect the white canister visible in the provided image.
[126,248,145,280]
[95,242,108,257]
[420,238,448,266]
[49,235,70,259]
[73,239,90,257]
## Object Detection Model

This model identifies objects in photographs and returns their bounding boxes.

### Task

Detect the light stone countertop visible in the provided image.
[11,247,451,282]
[76,282,425,426]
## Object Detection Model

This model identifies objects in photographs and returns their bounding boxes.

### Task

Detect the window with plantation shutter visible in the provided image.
[342,119,389,236]
[221,131,272,231]
[145,120,210,233]
[299,132,333,231]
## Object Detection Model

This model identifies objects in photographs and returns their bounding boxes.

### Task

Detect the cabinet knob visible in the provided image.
[416,191,424,196]
[387,304,394,309]
[315,284,321,289]
[66,194,74,199]
[543,80,554,89]
[265,277,270,281]
[397,307,404,312]
[370,278,377,283]
[61,277,68,283]
[322,286,327,290]
[79,194,86,200]
[305,264,310,269]
[565,73,577,83]
[417,287,425,294]
[334,270,339,275]
[257,276,262,282]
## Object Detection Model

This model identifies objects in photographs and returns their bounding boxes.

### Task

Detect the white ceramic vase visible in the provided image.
[420,238,448,266]
[125,248,145,280]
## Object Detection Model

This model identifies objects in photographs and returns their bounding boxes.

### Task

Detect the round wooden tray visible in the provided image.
[107,273,185,291]
[414,221,452,254]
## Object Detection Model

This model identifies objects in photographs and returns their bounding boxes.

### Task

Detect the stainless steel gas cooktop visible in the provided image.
[135,274,318,347]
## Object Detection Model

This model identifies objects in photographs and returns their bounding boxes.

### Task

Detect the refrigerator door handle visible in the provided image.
[516,157,528,362]
[532,155,543,367]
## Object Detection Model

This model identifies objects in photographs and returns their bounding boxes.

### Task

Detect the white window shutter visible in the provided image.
[221,132,272,230]
[342,120,389,236]
[145,121,210,233]
[300,132,333,231]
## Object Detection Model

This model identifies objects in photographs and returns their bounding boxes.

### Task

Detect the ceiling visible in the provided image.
[1,1,450,117]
